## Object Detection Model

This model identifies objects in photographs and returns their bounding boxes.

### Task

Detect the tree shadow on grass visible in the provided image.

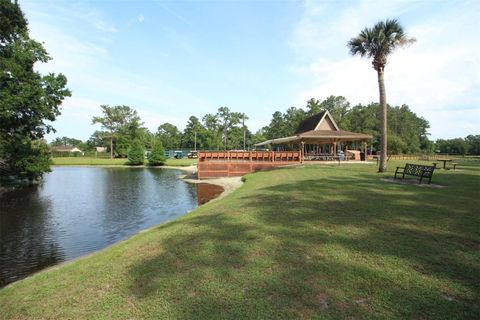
[126,170,480,318]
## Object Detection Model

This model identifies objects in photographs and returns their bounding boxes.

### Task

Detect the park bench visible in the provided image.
[394,163,436,184]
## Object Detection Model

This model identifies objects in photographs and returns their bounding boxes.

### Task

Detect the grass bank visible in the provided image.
[51,157,196,167]
[1,161,479,319]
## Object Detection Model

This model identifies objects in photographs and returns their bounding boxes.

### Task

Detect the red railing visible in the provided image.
[198,151,301,163]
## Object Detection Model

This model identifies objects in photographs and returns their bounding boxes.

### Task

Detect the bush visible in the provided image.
[127,139,145,165]
[148,140,167,166]
[9,139,51,182]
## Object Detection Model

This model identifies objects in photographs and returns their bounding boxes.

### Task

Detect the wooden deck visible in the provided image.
[197,151,301,179]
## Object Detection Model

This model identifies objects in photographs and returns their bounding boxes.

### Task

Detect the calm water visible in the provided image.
[0,167,221,287]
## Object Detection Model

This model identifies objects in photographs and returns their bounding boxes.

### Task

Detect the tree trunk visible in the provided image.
[377,69,387,172]
[110,135,113,160]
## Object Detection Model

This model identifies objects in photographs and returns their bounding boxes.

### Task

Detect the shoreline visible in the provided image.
[1,164,243,289]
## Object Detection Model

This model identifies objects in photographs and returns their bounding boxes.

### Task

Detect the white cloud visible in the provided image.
[137,14,145,23]
[290,0,480,139]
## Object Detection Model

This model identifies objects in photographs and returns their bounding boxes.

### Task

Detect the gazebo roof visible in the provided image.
[255,110,372,146]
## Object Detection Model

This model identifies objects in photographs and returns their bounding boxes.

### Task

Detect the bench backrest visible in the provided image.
[404,163,435,177]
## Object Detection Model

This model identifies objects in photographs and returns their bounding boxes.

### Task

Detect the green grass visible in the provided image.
[1,161,479,319]
[51,157,197,167]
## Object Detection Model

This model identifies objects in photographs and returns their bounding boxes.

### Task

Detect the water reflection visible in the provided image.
[196,183,224,205]
[0,167,220,287]
[0,185,64,286]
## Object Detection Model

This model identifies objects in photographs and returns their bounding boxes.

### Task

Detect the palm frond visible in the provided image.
[348,18,415,69]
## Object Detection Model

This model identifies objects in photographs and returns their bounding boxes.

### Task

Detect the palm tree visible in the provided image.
[348,19,415,172]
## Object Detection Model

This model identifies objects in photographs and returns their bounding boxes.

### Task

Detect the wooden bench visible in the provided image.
[394,163,436,184]
[451,162,458,171]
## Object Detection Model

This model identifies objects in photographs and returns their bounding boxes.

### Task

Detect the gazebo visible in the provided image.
[255,110,373,161]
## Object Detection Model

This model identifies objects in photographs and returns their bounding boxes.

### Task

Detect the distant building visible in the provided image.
[95,147,107,153]
[51,146,84,155]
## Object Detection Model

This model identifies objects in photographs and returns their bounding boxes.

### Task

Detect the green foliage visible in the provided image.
[148,139,167,166]
[347,19,415,71]
[127,139,144,165]
[158,123,181,150]
[91,105,146,158]
[3,139,51,181]
[387,134,408,154]
[435,138,469,155]
[465,135,480,155]
[50,137,83,148]
[0,0,70,181]
[261,97,430,154]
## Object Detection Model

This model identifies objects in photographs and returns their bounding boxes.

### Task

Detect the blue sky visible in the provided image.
[20,0,480,141]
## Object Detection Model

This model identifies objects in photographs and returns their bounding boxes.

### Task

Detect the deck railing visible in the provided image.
[198,151,301,163]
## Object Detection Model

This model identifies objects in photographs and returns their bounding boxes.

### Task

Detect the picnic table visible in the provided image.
[437,158,453,169]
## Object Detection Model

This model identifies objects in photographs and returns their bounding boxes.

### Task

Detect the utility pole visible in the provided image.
[243,113,246,151]
[194,130,197,151]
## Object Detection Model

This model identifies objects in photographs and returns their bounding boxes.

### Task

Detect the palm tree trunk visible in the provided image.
[377,69,387,172]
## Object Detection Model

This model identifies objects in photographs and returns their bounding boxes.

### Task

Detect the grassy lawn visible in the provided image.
[51,157,197,167]
[1,160,479,318]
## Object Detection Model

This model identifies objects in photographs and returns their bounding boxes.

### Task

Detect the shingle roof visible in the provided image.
[294,111,327,134]
[298,130,372,139]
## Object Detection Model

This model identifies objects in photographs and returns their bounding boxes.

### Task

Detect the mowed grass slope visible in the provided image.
[0,161,479,319]
[51,157,196,166]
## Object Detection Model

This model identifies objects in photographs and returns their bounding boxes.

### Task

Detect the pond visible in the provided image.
[0,166,222,287]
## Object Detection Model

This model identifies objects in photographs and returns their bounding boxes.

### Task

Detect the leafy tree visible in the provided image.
[319,96,351,129]
[127,139,144,165]
[148,139,167,166]
[306,98,322,116]
[348,19,415,172]
[7,139,51,181]
[263,111,288,140]
[157,123,181,150]
[202,113,221,150]
[91,105,144,159]
[50,137,83,147]
[87,130,108,149]
[251,129,267,146]
[182,116,204,150]
[216,107,243,150]
[283,107,306,136]
[435,138,468,155]
[388,134,408,154]
[465,135,480,155]
[0,0,71,181]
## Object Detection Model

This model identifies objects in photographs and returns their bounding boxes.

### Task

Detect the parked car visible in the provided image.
[187,151,198,159]
[174,150,184,159]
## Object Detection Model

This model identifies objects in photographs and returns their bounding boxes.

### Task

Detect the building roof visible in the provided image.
[298,129,372,140]
[294,110,340,134]
[254,110,372,146]
[51,146,82,152]
[294,111,327,134]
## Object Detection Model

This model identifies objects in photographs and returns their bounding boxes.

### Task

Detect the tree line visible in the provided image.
[59,105,252,159]
[52,95,479,161]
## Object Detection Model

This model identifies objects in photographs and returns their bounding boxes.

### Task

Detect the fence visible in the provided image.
[198,151,301,179]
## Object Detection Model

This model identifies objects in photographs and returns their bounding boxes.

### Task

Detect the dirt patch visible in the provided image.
[381,178,446,188]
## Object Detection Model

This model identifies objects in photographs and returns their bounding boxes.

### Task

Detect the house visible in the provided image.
[51,146,84,155]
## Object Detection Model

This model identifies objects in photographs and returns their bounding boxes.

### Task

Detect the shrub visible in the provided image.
[148,140,167,166]
[127,139,145,165]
